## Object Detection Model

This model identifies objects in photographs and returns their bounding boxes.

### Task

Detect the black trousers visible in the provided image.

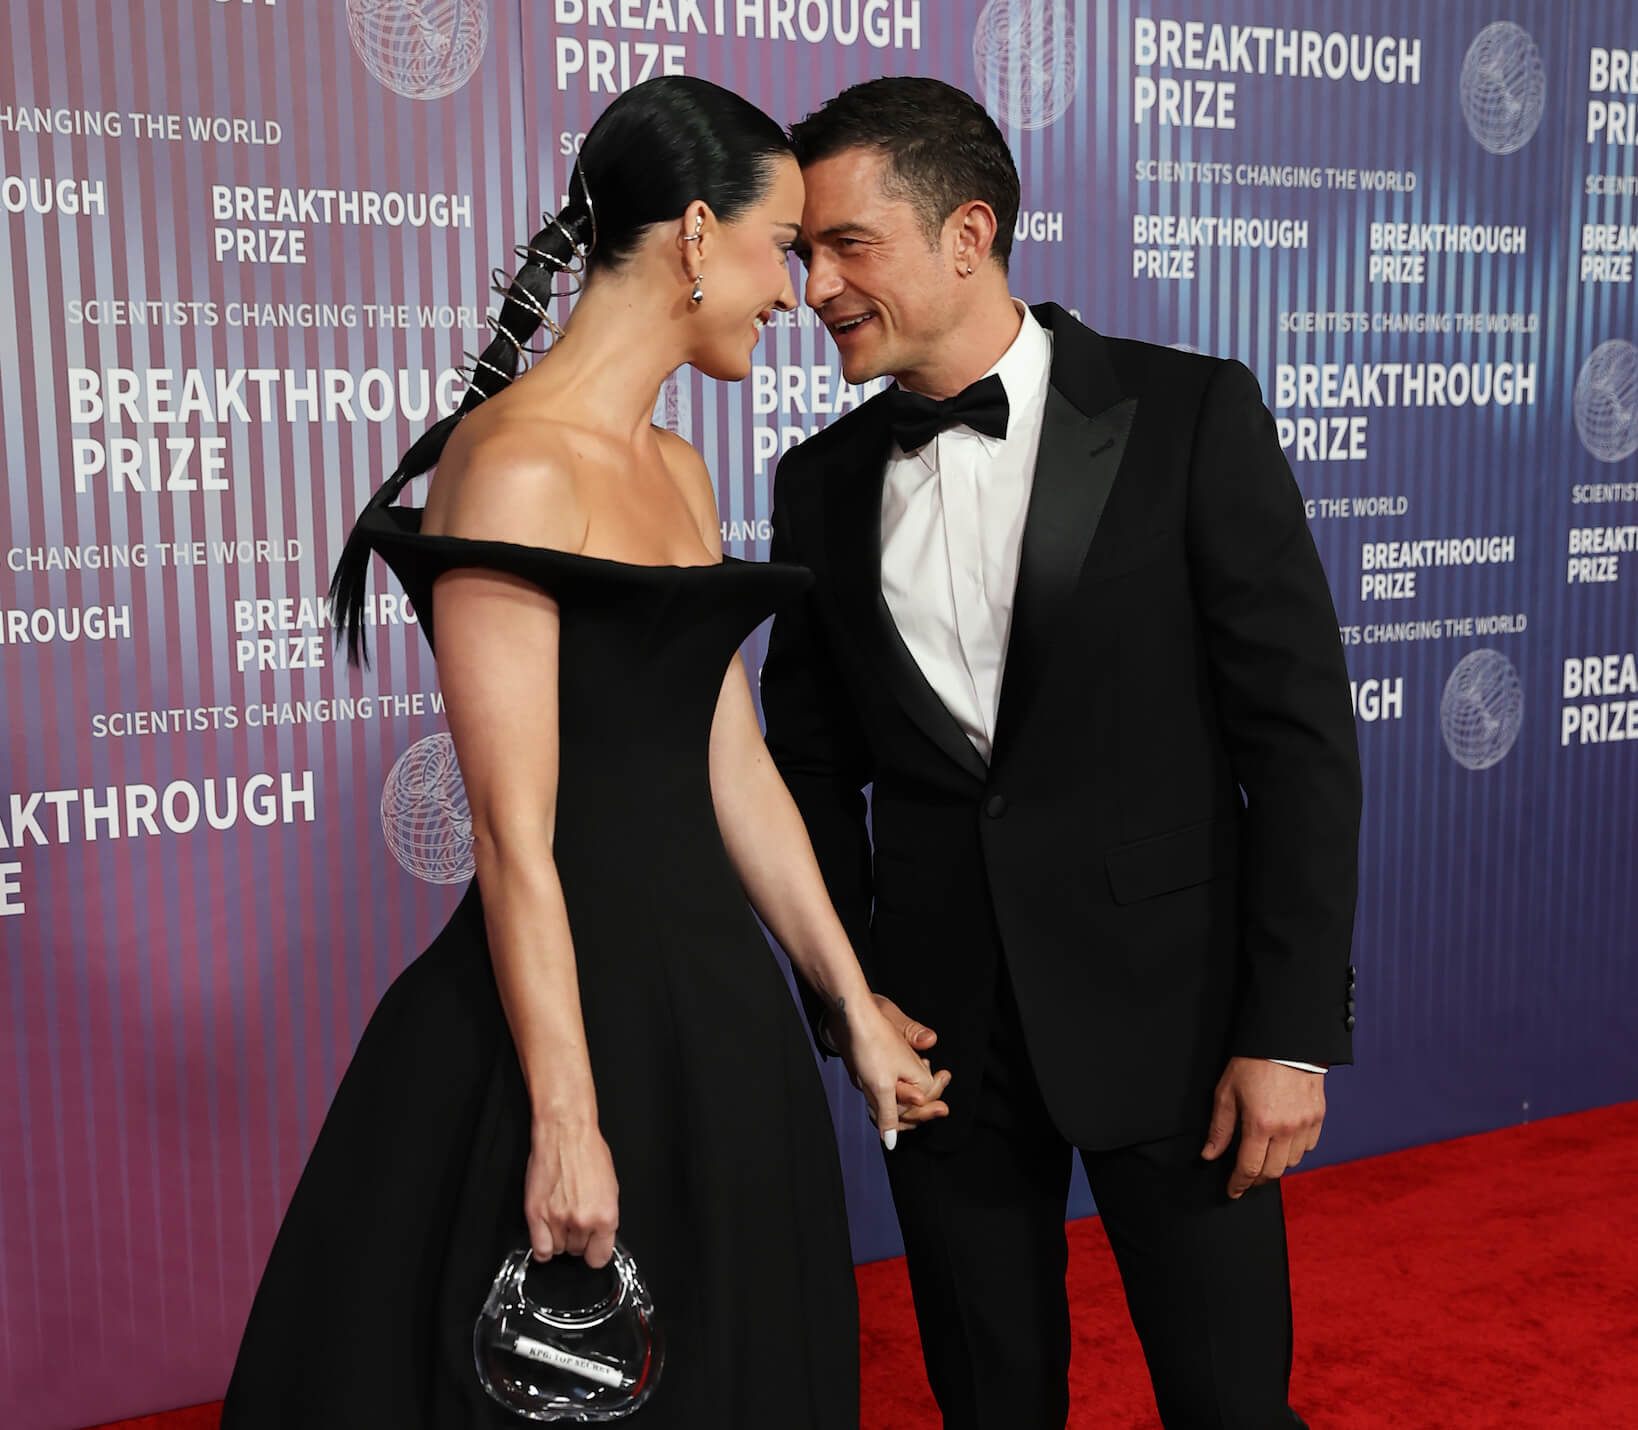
[884,965,1308,1430]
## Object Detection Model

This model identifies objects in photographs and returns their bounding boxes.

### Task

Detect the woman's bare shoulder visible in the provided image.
[425,410,591,553]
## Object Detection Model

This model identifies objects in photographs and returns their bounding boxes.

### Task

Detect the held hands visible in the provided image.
[833,994,952,1149]
[1201,1056,1327,1199]
[525,1114,620,1269]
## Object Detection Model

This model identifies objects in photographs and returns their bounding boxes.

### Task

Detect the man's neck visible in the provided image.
[896,290,1026,399]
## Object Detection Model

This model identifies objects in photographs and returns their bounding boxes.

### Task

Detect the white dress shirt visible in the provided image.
[876,303,1324,1076]
[880,302,1050,764]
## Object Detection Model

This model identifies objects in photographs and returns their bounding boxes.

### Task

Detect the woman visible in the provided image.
[221,77,948,1427]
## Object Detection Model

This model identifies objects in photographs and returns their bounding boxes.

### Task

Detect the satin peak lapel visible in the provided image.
[992,310,1138,760]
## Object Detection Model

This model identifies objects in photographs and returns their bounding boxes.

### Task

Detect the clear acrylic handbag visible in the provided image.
[474,1242,663,1421]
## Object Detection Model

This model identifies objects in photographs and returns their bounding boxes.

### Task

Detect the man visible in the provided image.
[761,78,1362,1429]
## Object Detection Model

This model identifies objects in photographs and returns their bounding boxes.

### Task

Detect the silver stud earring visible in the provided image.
[691,273,704,304]
[965,263,975,275]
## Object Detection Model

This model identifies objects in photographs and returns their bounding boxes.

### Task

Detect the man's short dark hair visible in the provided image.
[789,77,1021,270]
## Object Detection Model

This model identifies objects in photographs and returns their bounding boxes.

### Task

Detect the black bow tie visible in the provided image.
[886,373,1010,452]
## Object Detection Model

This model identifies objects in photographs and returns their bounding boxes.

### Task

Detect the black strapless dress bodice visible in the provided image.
[363,505,813,908]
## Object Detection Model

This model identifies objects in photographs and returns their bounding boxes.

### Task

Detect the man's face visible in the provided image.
[796,147,958,388]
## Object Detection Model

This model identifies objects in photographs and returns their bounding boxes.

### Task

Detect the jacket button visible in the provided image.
[985,794,1008,819]
[1344,1015,1357,1031]
[1347,999,1356,1015]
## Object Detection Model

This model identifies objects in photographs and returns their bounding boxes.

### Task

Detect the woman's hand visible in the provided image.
[834,997,952,1148]
[524,1114,620,1269]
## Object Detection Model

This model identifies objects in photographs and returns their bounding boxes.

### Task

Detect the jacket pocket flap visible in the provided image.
[1105,817,1236,905]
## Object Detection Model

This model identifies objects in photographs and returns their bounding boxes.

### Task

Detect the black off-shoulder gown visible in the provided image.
[221,506,859,1428]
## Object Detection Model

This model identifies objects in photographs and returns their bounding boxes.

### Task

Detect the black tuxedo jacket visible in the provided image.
[761,305,1362,1152]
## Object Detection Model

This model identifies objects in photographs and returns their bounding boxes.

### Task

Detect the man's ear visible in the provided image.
[949,200,1000,273]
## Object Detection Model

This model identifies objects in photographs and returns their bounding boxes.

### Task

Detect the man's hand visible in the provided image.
[831,994,950,1127]
[1201,1057,1326,1199]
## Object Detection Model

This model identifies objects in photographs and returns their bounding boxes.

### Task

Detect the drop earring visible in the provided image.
[691,273,704,304]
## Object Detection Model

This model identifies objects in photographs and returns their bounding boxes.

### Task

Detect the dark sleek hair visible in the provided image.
[788,77,1020,270]
[330,75,791,666]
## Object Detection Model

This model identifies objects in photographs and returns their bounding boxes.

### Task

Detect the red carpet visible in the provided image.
[87,1102,1638,1430]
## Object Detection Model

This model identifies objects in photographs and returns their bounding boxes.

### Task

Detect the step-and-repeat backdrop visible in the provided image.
[4,2,1636,1424]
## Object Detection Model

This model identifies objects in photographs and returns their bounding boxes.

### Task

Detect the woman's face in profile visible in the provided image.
[689,155,804,382]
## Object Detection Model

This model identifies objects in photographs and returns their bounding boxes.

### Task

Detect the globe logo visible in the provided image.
[1573,340,1638,463]
[973,0,1081,131]
[1440,649,1523,770]
[381,732,475,882]
[345,0,490,102]
[1459,22,1545,155]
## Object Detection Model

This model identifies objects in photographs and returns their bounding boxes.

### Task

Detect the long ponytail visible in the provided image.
[327,166,596,668]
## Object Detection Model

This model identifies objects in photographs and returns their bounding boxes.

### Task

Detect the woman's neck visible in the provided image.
[509,271,687,443]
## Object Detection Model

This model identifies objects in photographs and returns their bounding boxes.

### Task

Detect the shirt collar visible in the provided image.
[900,301,1051,472]
[985,300,1052,439]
